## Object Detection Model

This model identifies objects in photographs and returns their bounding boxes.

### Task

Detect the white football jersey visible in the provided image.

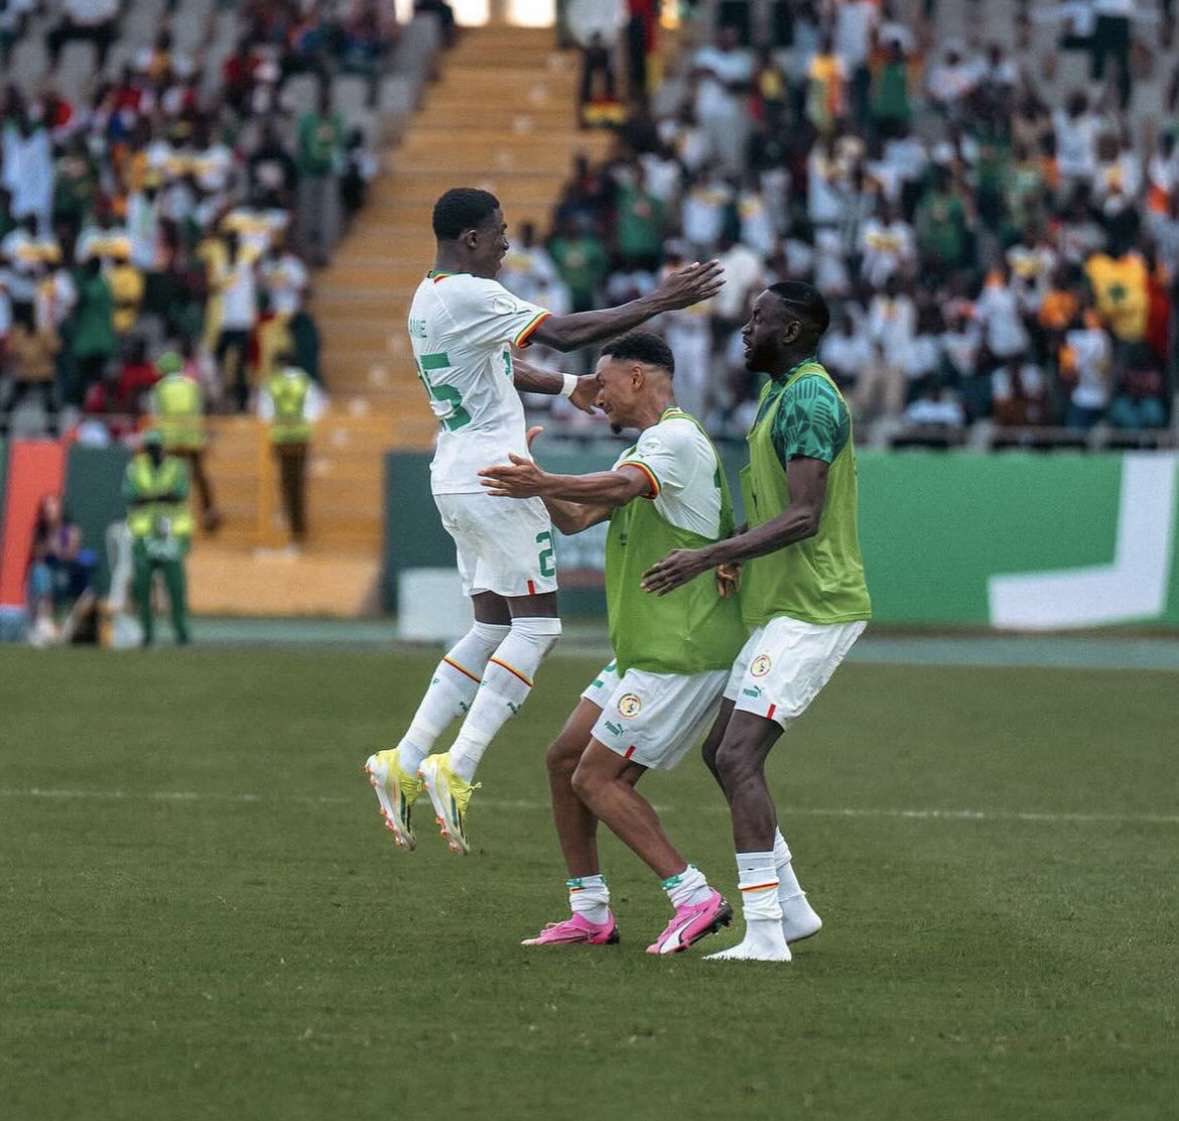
[407,271,550,494]
[613,412,724,540]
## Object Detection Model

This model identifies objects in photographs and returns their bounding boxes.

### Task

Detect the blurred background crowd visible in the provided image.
[3,0,1179,646]
[0,0,393,443]
[510,0,1179,447]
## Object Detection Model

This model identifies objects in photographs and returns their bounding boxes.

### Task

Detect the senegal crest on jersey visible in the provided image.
[751,654,773,678]
[617,693,643,717]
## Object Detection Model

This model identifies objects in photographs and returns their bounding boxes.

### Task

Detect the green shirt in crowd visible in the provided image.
[615,185,664,261]
[549,234,610,308]
[297,111,345,176]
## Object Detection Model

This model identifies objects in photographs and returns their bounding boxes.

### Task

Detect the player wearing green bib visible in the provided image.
[481,332,742,955]
[643,282,871,962]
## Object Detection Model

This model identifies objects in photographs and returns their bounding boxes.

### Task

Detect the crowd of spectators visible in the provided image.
[0,0,392,440]
[507,1,1178,445]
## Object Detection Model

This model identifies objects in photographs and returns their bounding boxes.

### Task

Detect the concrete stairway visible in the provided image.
[191,23,611,615]
[316,23,614,450]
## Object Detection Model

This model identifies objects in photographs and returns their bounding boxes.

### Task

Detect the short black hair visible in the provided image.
[432,188,501,240]
[767,281,831,336]
[600,331,675,376]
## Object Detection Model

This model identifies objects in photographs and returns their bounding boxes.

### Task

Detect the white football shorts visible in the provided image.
[581,661,729,770]
[434,491,559,598]
[724,614,866,729]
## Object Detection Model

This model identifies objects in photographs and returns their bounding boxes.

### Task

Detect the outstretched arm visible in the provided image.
[530,261,725,352]
[542,496,612,536]
[479,426,653,530]
[641,458,829,595]
[511,355,598,414]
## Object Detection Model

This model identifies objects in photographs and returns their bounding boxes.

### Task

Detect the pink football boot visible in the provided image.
[646,890,732,955]
[521,912,620,946]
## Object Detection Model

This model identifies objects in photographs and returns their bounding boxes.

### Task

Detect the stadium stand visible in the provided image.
[2,0,1178,628]
[492,0,1178,452]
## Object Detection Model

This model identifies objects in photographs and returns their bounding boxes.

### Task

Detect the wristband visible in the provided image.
[560,373,579,398]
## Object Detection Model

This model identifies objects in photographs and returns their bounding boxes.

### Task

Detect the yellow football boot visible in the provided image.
[363,748,423,851]
[418,754,478,855]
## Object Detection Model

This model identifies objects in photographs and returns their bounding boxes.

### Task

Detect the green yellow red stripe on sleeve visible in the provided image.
[513,311,551,347]
[618,460,661,498]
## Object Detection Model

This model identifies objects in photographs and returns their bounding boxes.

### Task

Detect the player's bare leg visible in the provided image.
[701,702,822,948]
[545,699,608,878]
[571,742,679,879]
[523,700,624,947]
[704,711,821,962]
[572,741,732,956]
[421,590,562,853]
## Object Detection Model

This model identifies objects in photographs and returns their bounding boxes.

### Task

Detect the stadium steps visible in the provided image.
[185,413,389,616]
[188,547,380,617]
[315,24,614,453]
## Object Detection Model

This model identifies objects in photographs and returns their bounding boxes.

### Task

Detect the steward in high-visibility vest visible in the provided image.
[260,363,323,545]
[123,430,193,645]
[266,365,314,445]
[149,350,222,532]
[152,359,206,451]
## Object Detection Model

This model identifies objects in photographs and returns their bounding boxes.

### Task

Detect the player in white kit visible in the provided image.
[365,187,724,855]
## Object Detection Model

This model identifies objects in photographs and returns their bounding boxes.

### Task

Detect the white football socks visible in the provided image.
[661,864,714,909]
[397,621,510,775]
[568,874,610,925]
[447,616,562,782]
[706,850,791,962]
[736,850,783,923]
[774,828,822,943]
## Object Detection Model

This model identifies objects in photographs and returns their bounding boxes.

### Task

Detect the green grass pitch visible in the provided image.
[1,647,1176,1120]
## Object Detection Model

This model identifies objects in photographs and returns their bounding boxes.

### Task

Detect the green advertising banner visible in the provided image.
[385,449,1179,630]
[64,444,131,595]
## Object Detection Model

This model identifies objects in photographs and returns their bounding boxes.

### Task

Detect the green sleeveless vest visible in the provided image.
[126,455,194,540]
[739,362,871,628]
[267,369,312,444]
[605,408,747,675]
[153,374,205,450]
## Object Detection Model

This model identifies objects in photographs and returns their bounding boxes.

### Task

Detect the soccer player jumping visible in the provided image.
[365,189,722,854]
[480,332,744,954]
[643,282,872,962]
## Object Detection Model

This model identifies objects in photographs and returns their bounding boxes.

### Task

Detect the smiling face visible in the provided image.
[593,354,647,431]
[469,207,510,279]
[741,290,796,374]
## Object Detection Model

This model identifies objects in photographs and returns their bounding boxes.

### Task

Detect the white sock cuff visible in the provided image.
[470,620,512,646]
[773,829,791,866]
[736,850,778,879]
[511,615,563,641]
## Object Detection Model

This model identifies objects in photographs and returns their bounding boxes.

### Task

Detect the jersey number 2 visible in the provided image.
[416,352,471,431]
[536,531,555,578]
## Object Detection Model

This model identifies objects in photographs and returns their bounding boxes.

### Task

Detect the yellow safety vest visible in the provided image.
[267,368,312,444]
[153,374,206,450]
[125,454,194,540]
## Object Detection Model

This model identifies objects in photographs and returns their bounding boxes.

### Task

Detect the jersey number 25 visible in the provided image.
[415,352,472,431]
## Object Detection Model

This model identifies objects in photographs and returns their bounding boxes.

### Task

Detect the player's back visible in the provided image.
[407,272,549,495]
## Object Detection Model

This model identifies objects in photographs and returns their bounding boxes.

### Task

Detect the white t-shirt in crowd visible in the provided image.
[834,1,878,68]
[976,282,1029,358]
[820,329,874,383]
[1066,326,1112,408]
[261,252,309,317]
[614,414,723,539]
[1054,110,1099,179]
[868,294,916,367]
[221,254,259,329]
[693,46,754,120]
[713,243,763,320]
[408,272,550,495]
